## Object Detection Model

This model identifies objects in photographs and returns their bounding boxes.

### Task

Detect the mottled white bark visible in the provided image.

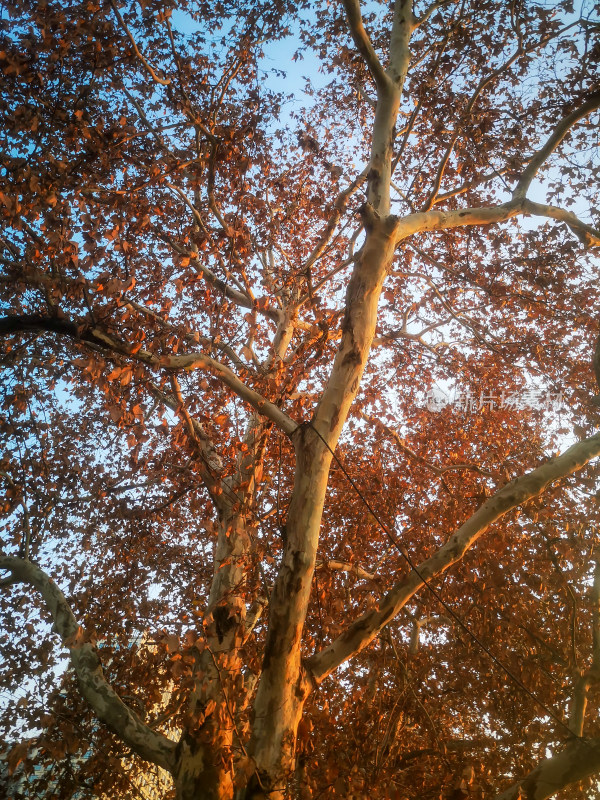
[307,431,600,682]
[0,556,177,771]
[245,3,415,795]
[391,197,600,248]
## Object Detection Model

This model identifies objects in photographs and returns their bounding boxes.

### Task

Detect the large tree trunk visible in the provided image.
[174,318,295,799]
[173,431,265,799]
[172,513,247,800]
[245,215,399,797]
[243,0,410,781]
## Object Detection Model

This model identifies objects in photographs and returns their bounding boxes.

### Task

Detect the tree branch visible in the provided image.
[307,430,600,683]
[422,23,587,211]
[568,557,600,737]
[388,0,417,84]
[165,184,246,293]
[315,559,377,582]
[414,0,452,27]
[155,228,273,319]
[391,90,600,246]
[161,352,296,436]
[393,197,600,247]
[361,414,493,477]
[299,167,368,276]
[0,555,177,772]
[341,0,391,90]
[408,614,452,654]
[0,314,297,436]
[126,300,249,373]
[0,471,33,558]
[148,380,224,475]
[522,198,600,247]
[109,0,171,86]
[431,167,510,205]
[513,91,600,201]
[494,737,600,800]
[422,45,525,211]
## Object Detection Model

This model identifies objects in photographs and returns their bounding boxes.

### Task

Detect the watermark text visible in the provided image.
[426,387,563,413]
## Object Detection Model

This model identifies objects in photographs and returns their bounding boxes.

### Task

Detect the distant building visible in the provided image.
[0,738,173,798]
[0,632,177,799]
[0,740,90,799]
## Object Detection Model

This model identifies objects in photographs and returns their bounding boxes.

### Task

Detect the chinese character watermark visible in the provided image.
[426,387,563,413]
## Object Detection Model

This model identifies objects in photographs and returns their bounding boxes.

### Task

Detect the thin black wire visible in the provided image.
[154,406,578,738]
[307,422,578,739]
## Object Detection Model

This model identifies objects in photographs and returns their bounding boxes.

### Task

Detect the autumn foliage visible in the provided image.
[1,0,600,798]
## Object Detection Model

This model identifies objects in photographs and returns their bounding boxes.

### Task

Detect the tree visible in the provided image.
[1,0,600,797]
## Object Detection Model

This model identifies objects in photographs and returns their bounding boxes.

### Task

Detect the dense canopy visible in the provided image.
[1,0,600,798]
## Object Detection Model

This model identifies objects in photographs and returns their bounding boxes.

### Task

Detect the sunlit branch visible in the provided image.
[357,84,376,107]
[392,22,457,170]
[0,555,177,771]
[522,198,600,247]
[169,374,225,469]
[388,0,418,83]
[372,325,447,354]
[393,197,600,247]
[431,167,510,205]
[126,300,250,373]
[408,614,452,654]
[297,252,358,309]
[315,559,377,582]
[568,557,600,737]
[161,352,296,436]
[307,430,600,683]
[0,314,297,436]
[341,0,391,90]
[592,557,600,672]
[390,179,414,212]
[387,267,502,351]
[402,250,519,360]
[244,595,268,641]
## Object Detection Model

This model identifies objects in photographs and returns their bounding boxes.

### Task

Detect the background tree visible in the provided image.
[1,0,600,798]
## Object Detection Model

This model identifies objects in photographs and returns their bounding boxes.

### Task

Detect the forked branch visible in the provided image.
[395,90,600,247]
[0,314,297,436]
